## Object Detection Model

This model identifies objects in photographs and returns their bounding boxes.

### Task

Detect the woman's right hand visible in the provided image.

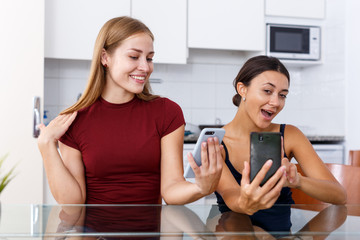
[237,160,287,215]
[37,112,77,145]
[188,137,223,196]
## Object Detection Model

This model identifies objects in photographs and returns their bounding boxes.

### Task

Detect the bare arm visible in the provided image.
[161,125,223,204]
[283,125,346,204]
[37,112,86,204]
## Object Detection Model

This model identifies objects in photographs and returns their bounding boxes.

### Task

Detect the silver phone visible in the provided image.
[184,128,225,178]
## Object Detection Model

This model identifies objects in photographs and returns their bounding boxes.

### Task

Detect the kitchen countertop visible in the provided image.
[306,135,344,144]
[184,135,345,144]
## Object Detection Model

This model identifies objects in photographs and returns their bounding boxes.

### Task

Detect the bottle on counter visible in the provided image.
[43,110,50,126]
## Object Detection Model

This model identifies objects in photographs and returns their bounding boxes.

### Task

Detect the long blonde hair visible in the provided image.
[61,16,158,114]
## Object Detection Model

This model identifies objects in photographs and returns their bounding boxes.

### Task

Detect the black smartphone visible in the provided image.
[250,132,281,186]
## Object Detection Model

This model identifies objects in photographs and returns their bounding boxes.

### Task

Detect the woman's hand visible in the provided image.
[187,137,223,196]
[281,158,301,188]
[237,160,287,215]
[279,136,300,188]
[38,112,77,145]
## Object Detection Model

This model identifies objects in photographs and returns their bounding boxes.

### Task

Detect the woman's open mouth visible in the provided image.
[130,75,146,84]
[261,109,274,120]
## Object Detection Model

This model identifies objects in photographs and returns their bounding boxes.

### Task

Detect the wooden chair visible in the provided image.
[291,163,360,214]
[349,150,360,167]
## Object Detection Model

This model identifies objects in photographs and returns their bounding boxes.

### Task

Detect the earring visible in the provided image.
[243,97,246,101]
[104,64,108,68]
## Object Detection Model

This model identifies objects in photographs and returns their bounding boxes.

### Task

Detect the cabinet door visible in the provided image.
[265,0,325,19]
[0,0,44,203]
[131,0,188,64]
[45,0,130,60]
[188,0,264,51]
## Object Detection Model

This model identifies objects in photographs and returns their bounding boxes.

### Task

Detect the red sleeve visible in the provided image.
[161,98,185,137]
[58,118,81,151]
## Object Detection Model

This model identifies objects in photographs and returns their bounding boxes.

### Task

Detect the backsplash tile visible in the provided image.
[191,82,216,109]
[58,59,90,79]
[45,33,346,137]
[58,77,86,106]
[215,82,236,109]
[44,77,59,105]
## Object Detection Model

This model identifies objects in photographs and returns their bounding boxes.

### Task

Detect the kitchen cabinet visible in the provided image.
[131,0,188,64]
[313,144,344,164]
[265,0,325,19]
[183,144,217,205]
[188,0,265,51]
[45,0,187,64]
[45,0,131,60]
[0,0,44,203]
[183,144,195,171]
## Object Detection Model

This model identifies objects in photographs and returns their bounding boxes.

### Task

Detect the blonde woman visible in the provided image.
[38,16,223,205]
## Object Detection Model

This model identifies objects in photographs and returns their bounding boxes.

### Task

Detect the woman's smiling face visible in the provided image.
[101,32,154,102]
[239,70,289,129]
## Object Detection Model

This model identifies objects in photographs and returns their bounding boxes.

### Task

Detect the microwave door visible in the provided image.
[270,26,309,56]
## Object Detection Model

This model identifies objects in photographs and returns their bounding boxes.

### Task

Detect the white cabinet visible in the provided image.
[132,0,188,64]
[183,144,196,171]
[45,0,131,60]
[183,144,217,205]
[265,0,325,19]
[313,144,344,164]
[45,0,188,64]
[188,0,265,51]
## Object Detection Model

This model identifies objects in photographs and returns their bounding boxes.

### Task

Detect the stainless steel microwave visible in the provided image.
[266,24,321,61]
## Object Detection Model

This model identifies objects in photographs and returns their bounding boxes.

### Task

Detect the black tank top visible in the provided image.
[214,124,294,232]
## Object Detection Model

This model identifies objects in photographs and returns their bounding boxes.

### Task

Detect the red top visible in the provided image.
[59,96,185,204]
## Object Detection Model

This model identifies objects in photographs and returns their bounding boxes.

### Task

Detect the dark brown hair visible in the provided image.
[232,55,290,106]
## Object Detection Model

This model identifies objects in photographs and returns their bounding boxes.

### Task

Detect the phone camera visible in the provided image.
[259,134,264,142]
[205,131,215,135]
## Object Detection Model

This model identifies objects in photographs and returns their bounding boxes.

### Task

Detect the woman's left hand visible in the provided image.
[281,158,300,188]
[187,137,223,195]
[280,137,300,188]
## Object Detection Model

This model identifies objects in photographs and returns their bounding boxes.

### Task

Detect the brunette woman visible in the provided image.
[214,55,346,232]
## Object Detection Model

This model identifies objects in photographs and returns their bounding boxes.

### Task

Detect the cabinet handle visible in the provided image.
[33,96,41,138]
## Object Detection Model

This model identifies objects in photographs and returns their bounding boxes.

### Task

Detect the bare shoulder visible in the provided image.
[284,124,308,140]
[283,124,312,157]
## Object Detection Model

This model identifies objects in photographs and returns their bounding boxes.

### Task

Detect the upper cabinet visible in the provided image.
[45,0,130,60]
[45,0,188,64]
[265,0,325,19]
[131,0,188,64]
[188,0,265,51]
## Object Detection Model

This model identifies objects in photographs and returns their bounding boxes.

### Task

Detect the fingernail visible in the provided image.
[208,138,213,142]
[266,160,273,166]
[202,142,207,147]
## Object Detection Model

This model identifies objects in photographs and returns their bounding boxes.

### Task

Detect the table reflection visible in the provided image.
[42,204,348,239]
[207,205,347,239]
[47,205,162,239]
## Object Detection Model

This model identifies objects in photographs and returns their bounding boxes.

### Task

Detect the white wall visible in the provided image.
[279,0,346,137]
[0,0,44,203]
[345,0,360,152]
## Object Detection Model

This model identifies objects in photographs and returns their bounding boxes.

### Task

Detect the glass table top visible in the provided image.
[0,203,359,239]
